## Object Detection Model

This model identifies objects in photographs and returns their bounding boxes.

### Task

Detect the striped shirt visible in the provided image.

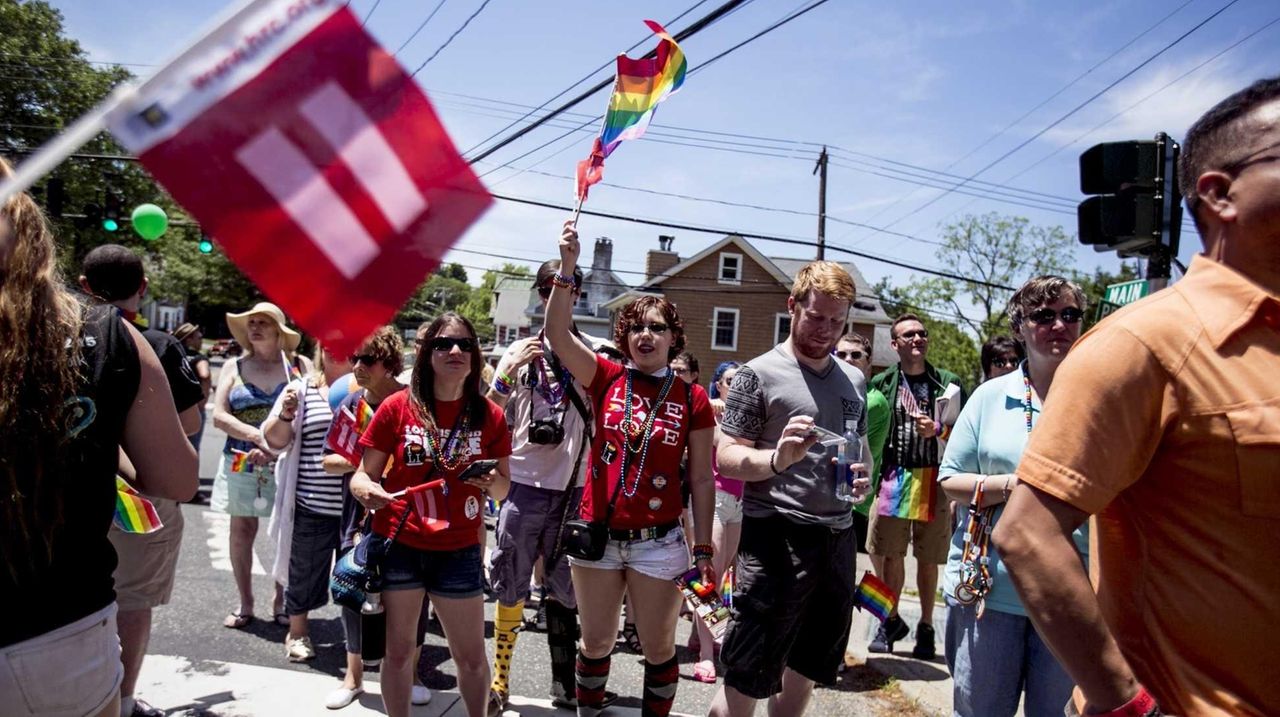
[295,383,341,516]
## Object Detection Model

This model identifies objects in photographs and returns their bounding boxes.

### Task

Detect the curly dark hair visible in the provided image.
[613,295,685,362]
[358,325,405,376]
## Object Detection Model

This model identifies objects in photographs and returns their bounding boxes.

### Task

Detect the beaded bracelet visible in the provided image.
[692,543,715,561]
[550,272,576,289]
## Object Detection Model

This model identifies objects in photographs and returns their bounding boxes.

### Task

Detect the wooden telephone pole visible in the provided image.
[814,146,828,259]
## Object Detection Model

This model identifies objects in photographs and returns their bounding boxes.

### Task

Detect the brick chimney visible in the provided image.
[645,235,679,281]
[592,237,613,272]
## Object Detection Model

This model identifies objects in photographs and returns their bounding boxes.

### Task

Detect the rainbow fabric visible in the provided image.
[854,571,895,623]
[875,464,939,522]
[229,450,251,473]
[721,566,734,608]
[354,397,375,433]
[114,476,163,534]
[576,20,687,200]
[281,351,302,382]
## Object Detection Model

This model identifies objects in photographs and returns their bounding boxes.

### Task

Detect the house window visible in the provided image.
[712,308,739,351]
[774,313,791,344]
[718,253,742,285]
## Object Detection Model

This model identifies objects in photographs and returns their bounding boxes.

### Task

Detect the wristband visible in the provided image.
[1091,687,1159,717]
[496,370,515,386]
[491,372,514,396]
[551,272,576,289]
[279,412,296,421]
[691,543,715,561]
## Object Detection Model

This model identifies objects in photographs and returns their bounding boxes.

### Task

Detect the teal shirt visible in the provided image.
[939,367,1089,617]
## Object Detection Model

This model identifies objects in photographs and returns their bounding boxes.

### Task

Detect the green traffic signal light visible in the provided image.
[198,239,214,254]
[102,218,119,232]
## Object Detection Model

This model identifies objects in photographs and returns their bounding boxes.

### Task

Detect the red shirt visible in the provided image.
[581,355,715,529]
[359,391,511,551]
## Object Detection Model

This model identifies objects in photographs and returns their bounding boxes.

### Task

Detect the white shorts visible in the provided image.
[714,488,744,526]
[0,603,121,717]
[570,526,690,581]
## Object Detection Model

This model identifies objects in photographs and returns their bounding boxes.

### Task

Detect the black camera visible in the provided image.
[528,418,565,445]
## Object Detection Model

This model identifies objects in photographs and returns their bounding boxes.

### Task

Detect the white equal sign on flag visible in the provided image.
[1,0,491,357]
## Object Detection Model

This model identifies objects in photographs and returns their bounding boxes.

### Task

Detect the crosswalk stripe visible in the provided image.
[202,511,267,575]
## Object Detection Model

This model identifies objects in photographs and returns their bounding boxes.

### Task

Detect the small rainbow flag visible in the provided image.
[281,350,302,382]
[576,20,687,200]
[854,571,895,623]
[721,565,734,609]
[229,449,251,473]
[354,397,375,434]
[114,476,163,534]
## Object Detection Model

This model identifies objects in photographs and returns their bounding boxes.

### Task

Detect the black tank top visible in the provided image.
[0,305,139,647]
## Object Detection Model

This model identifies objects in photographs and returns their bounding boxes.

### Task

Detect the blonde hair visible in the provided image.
[0,158,85,577]
[790,261,856,303]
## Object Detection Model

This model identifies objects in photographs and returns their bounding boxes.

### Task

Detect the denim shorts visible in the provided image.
[379,539,484,599]
[0,603,122,717]
[714,488,744,525]
[569,526,689,581]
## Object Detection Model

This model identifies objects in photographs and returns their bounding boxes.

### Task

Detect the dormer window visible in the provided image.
[718,252,742,285]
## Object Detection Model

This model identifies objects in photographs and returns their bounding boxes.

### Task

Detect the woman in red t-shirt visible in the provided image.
[350,312,511,717]
[547,221,717,717]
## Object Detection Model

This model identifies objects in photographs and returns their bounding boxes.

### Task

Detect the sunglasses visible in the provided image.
[627,322,669,335]
[835,350,865,360]
[349,353,382,366]
[896,329,929,340]
[1027,307,1084,326]
[672,366,691,375]
[430,337,477,353]
[990,357,1019,369]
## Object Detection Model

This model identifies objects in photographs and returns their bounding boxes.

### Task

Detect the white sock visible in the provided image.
[119,696,135,717]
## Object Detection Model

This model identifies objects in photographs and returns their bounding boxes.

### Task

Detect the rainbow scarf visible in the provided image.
[114,476,163,534]
[854,571,895,623]
[875,464,938,522]
[576,20,687,200]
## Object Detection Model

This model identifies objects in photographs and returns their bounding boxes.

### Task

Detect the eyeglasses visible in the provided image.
[349,354,382,366]
[896,329,929,340]
[835,350,865,360]
[429,337,476,352]
[990,357,1019,369]
[1027,307,1084,326]
[627,322,669,335]
[672,366,691,375]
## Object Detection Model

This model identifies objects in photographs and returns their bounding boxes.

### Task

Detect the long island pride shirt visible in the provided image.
[581,355,715,530]
[359,391,511,551]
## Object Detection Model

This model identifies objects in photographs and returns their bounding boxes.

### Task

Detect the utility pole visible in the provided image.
[813,146,828,259]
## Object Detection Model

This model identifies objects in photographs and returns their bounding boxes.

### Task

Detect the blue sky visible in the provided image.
[52,0,1280,318]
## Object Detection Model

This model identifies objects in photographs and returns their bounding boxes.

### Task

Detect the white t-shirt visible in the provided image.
[503,333,603,491]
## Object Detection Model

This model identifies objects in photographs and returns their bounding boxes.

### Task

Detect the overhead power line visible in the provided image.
[395,0,449,55]
[410,0,495,77]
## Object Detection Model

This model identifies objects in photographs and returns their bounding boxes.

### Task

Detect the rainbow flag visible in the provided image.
[229,449,251,473]
[854,571,895,623]
[114,476,164,534]
[576,20,687,200]
[281,350,302,382]
[874,464,939,522]
[354,397,375,433]
[721,566,734,609]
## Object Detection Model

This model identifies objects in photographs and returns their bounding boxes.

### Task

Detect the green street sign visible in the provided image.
[1096,300,1123,322]
[1103,279,1150,306]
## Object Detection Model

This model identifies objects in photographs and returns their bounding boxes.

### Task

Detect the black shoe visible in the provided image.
[868,615,909,653]
[912,622,936,660]
[128,698,164,717]
[550,688,618,711]
[533,600,548,632]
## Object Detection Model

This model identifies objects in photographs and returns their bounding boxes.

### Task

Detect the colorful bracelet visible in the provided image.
[550,272,576,289]
[1090,687,1160,717]
[491,371,514,395]
[691,543,715,561]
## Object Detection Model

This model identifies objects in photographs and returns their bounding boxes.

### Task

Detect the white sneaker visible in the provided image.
[324,686,363,710]
[286,635,316,662]
[411,684,433,705]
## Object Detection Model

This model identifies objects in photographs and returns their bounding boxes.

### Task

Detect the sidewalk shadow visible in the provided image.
[161,690,236,716]
[863,654,949,682]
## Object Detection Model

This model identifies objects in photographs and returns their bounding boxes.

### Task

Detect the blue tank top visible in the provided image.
[223,357,294,454]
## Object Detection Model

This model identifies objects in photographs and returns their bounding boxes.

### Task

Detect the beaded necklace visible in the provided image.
[533,354,568,407]
[422,406,471,473]
[617,369,676,498]
[955,363,1035,617]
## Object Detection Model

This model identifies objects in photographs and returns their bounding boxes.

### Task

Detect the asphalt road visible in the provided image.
[155,361,893,715]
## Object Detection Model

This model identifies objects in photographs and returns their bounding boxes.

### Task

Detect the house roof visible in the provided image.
[769,256,890,323]
[637,235,793,290]
[494,275,535,292]
[872,324,898,368]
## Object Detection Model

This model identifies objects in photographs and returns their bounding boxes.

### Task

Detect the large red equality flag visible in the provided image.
[104,0,490,356]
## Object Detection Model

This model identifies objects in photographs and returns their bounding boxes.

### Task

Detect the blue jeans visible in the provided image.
[944,600,1073,717]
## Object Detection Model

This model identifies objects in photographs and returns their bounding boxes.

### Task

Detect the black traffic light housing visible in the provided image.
[1078,133,1182,276]
[102,190,124,232]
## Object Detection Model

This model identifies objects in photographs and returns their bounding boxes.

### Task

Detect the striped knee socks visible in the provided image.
[575,650,611,717]
[642,655,679,717]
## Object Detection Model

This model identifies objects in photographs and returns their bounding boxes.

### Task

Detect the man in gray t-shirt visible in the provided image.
[710,261,873,717]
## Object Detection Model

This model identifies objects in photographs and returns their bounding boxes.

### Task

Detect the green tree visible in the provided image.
[1071,261,1141,331]
[873,278,980,387]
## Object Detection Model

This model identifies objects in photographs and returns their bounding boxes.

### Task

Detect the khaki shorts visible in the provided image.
[109,498,184,611]
[867,503,951,564]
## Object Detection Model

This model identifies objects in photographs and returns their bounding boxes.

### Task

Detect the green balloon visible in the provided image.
[131,203,168,241]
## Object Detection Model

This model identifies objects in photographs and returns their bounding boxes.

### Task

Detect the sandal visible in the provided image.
[620,622,642,653]
[486,687,507,717]
[274,611,290,626]
[223,610,253,629]
[692,659,717,684]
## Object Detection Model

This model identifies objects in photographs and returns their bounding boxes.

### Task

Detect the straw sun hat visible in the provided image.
[225,302,301,354]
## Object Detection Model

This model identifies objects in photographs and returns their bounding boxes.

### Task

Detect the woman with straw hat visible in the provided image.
[212,301,311,629]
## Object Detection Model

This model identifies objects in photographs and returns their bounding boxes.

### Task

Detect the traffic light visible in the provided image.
[46,178,65,218]
[1078,132,1182,261]
[198,237,214,254]
[102,190,123,232]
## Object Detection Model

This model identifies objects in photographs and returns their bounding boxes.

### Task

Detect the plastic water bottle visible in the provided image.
[836,419,861,503]
[361,592,386,667]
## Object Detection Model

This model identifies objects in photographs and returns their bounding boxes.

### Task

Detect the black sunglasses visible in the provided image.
[1027,307,1084,326]
[990,357,1019,369]
[835,350,865,360]
[430,337,477,352]
[627,322,669,334]
[896,329,929,340]
[349,353,382,366]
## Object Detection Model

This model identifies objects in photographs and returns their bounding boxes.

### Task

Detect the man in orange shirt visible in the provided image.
[994,76,1280,717]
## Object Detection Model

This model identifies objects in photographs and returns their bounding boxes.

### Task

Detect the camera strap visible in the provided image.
[544,343,595,569]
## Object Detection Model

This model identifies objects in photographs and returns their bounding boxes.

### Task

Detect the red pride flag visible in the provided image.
[104,0,490,356]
